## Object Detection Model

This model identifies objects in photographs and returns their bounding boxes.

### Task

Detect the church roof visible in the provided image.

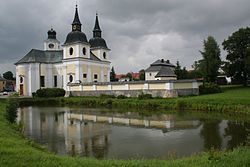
[15,49,63,65]
[64,31,88,45]
[89,37,109,49]
[0,75,7,81]
[72,5,81,26]
[15,49,104,65]
[89,14,109,50]
[64,5,88,45]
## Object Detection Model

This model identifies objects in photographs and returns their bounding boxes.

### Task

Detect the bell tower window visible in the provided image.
[82,47,86,55]
[48,43,54,49]
[69,47,73,55]
[69,75,73,82]
[103,52,106,59]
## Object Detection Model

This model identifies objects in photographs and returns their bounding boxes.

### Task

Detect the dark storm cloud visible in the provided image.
[0,0,250,74]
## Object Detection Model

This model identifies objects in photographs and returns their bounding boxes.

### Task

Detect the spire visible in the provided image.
[93,13,102,38]
[72,5,82,31]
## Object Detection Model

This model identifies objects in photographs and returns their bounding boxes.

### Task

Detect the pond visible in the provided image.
[17,107,250,159]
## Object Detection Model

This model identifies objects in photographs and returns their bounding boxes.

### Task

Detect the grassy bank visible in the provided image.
[0,99,250,166]
[19,86,250,115]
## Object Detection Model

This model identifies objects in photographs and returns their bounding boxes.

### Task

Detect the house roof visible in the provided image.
[151,59,175,67]
[155,66,176,77]
[15,49,63,65]
[145,59,176,78]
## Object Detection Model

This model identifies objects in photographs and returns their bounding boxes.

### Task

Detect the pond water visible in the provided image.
[17,107,250,159]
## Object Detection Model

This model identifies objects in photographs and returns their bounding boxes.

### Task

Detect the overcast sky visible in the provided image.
[0,0,250,75]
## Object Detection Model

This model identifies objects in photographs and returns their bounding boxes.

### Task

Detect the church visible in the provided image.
[15,6,111,96]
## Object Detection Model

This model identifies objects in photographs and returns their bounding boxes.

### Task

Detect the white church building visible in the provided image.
[15,6,111,96]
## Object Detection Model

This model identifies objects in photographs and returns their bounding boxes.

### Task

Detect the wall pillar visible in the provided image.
[125,84,129,90]
[143,83,149,90]
[192,81,198,89]
[165,82,173,90]
[87,65,92,82]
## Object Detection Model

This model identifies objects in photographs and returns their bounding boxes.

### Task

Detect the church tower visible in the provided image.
[89,13,110,61]
[43,28,60,50]
[63,5,90,60]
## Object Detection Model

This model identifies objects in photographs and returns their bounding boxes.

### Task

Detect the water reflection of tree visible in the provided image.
[200,120,222,150]
[224,121,250,149]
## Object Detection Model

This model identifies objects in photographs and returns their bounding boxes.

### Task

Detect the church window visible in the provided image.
[20,77,23,84]
[54,76,57,87]
[82,47,86,55]
[69,47,73,55]
[83,74,87,78]
[103,52,106,59]
[48,43,54,49]
[40,76,45,87]
[69,75,73,82]
[149,73,152,76]
[94,74,98,79]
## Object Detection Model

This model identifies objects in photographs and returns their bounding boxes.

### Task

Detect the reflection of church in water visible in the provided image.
[18,107,201,158]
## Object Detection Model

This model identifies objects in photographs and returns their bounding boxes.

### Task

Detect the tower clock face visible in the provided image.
[73,25,77,30]
[48,43,54,48]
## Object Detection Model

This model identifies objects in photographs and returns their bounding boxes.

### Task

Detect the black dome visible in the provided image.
[47,28,57,39]
[64,31,88,44]
[89,37,108,49]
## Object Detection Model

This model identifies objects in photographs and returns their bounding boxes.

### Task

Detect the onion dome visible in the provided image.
[89,13,109,49]
[47,28,57,39]
[64,5,88,45]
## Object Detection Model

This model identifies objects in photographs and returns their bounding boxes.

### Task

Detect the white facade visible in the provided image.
[15,7,111,96]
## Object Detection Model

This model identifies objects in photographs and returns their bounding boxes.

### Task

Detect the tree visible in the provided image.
[139,69,145,81]
[222,27,250,86]
[175,61,182,79]
[3,71,14,80]
[199,36,221,83]
[174,61,189,79]
[110,67,117,82]
[126,73,132,81]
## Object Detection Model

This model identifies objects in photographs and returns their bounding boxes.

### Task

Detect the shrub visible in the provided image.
[117,95,127,99]
[99,94,116,98]
[138,93,152,100]
[5,99,19,123]
[36,88,65,98]
[199,82,222,95]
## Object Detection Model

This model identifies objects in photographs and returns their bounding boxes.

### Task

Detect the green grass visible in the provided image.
[0,100,249,166]
[0,86,250,166]
[19,86,250,115]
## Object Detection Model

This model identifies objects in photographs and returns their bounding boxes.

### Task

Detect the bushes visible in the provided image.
[138,93,152,100]
[99,94,116,98]
[36,88,65,98]
[5,99,19,123]
[199,82,222,95]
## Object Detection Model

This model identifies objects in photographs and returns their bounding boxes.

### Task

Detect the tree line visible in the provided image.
[175,27,250,86]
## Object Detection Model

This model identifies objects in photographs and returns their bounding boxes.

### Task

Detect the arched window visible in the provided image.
[82,47,86,55]
[69,47,73,55]
[20,77,23,84]
[103,52,106,59]
[69,75,73,82]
